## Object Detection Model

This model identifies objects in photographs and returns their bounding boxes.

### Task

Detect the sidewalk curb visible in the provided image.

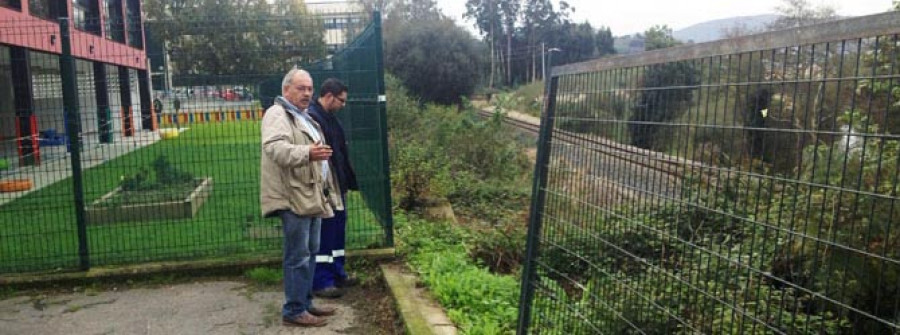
[381,263,457,335]
[0,248,396,286]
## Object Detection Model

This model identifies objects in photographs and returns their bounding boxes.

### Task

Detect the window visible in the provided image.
[73,0,101,35]
[125,0,141,48]
[104,0,124,43]
[1,0,22,10]
[28,0,65,21]
[0,46,16,157]
[324,18,347,30]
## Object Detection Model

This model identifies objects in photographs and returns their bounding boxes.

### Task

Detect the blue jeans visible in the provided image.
[279,210,321,319]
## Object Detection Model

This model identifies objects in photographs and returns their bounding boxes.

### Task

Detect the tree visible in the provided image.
[465,0,503,89]
[522,0,555,81]
[551,22,597,65]
[385,19,484,104]
[595,26,616,57]
[498,0,520,86]
[361,0,444,37]
[144,0,326,81]
[768,0,837,30]
[643,25,679,51]
[628,25,698,150]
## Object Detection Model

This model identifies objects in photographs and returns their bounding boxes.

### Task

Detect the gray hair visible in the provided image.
[282,67,311,87]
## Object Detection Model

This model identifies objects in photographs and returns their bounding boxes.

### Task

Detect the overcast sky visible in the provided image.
[435,0,895,36]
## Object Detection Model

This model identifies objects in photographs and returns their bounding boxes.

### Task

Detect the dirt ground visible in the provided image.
[0,262,402,335]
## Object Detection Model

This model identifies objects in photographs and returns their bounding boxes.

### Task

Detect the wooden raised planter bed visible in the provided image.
[86,178,213,224]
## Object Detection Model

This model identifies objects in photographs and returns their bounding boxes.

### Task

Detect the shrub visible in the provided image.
[390,141,455,210]
[628,61,700,150]
[387,77,531,210]
[397,214,519,334]
[120,155,195,191]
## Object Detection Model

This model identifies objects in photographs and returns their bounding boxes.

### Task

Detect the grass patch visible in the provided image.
[244,267,282,286]
[0,122,386,273]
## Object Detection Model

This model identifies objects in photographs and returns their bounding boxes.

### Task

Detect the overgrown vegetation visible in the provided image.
[386,74,532,213]
[387,73,533,333]
[490,81,545,117]
[528,34,900,333]
[396,214,520,334]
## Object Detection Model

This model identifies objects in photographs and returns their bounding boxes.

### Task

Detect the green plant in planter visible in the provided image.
[152,155,193,186]
[104,155,200,207]
[120,155,193,191]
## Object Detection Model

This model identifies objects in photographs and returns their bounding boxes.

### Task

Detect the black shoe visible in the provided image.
[313,286,344,299]
[335,276,359,288]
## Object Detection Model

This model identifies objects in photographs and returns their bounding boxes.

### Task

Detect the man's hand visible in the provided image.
[309,142,333,161]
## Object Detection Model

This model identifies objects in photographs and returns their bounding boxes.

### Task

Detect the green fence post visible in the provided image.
[373,10,394,247]
[517,75,559,334]
[59,18,91,271]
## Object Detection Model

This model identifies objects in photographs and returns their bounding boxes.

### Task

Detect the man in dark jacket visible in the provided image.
[309,78,359,298]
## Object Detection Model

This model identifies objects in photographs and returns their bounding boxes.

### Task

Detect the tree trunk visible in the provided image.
[489,24,495,89]
[506,32,512,86]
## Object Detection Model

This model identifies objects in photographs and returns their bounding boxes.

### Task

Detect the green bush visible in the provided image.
[120,155,194,191]
[765,112,900,333]
[397,214,519,334]
[390,141,455,209]
[387,74,531,210]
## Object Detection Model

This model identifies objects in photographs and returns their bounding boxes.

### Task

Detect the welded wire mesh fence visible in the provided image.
[0,1,391,274]
[519,11,900,334]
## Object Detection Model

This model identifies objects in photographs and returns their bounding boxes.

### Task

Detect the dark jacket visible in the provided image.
[308,99,358,195]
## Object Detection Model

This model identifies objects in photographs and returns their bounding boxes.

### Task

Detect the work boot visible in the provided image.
[312,286,344,299]
[282,311,327,327]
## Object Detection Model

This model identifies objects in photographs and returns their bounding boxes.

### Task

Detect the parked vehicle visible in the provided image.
[222,86,252,101]
[221,89,239,101]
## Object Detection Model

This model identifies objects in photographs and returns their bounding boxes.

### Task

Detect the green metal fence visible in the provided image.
[519,12,900,334]
[0,3,391,274]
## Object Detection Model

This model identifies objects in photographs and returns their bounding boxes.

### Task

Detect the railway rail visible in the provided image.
[477,109,718,187]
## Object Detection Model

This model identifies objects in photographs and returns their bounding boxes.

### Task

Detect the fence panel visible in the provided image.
[520,11,900,334]
[0,19,85,272]
[0,2,391,274]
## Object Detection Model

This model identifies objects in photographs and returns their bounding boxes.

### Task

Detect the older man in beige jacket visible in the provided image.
[260,68,343,328]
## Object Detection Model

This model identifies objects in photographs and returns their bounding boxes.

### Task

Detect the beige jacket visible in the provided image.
[260,101,343,218]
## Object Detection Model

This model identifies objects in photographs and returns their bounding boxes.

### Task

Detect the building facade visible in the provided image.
[0,0,150,167]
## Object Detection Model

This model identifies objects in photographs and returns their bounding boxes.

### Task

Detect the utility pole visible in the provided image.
[542,44,561,81]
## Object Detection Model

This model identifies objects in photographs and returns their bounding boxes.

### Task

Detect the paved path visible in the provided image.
[0,281,360,335]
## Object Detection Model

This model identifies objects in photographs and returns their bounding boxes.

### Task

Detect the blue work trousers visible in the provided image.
[312,205,348,290]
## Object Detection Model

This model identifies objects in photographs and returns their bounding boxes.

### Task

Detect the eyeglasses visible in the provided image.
[335,96,346,104]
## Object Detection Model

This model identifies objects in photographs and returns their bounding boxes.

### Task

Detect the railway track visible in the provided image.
[477,109,717,187]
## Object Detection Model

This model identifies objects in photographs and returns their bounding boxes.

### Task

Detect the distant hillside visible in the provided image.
[673,14,779,43]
